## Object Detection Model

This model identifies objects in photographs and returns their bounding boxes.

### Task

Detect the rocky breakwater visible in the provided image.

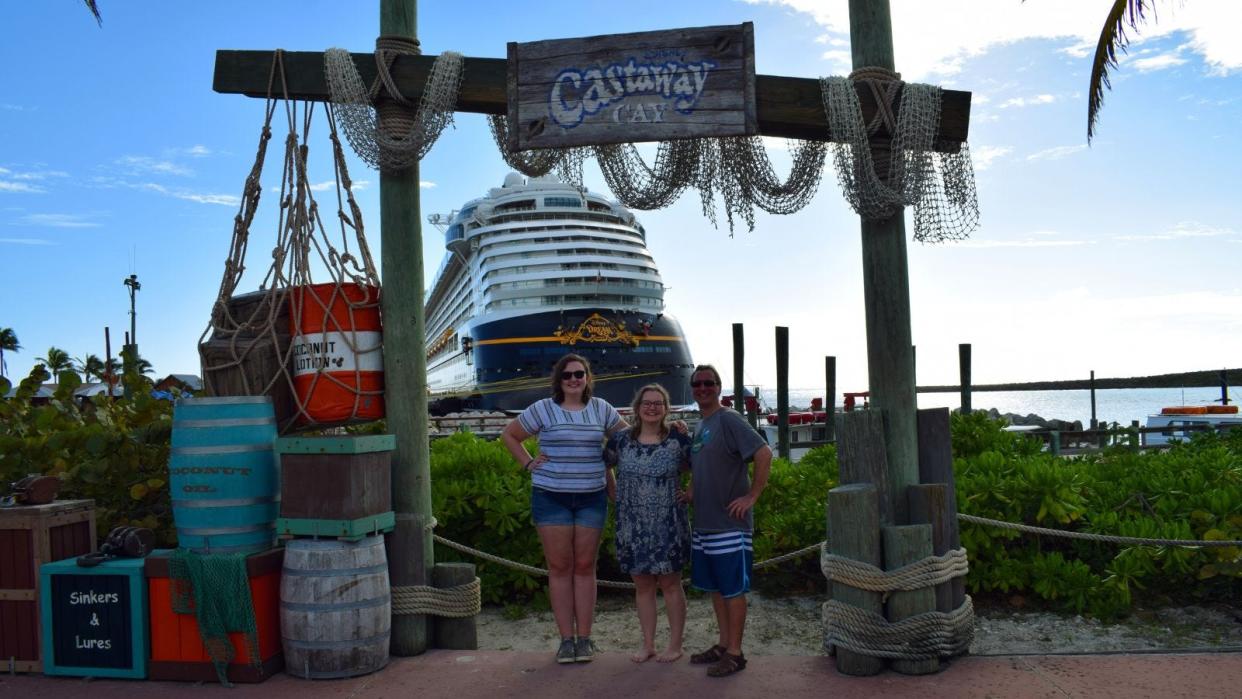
[979,407,1082,432]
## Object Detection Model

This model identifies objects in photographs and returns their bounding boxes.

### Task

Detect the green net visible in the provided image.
[169,549,261,686]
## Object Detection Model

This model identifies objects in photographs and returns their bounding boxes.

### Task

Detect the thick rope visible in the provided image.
[958,513,1242,547]
[391,578,482,618]
[823,597,974,660]
[821,547,969,594]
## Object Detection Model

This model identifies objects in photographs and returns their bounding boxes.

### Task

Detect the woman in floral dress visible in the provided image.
[604,383,691,663]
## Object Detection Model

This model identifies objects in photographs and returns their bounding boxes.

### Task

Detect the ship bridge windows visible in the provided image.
[494,199,536,213]
[445,223,465,243]
[544,196,583,208]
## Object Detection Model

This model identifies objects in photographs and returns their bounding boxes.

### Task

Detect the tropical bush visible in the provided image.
[0,365,175,546]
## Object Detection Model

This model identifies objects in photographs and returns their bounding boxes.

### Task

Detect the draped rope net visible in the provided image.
[199,51,383,432]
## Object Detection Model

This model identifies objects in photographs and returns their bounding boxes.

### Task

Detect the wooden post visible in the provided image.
[883,524,939,674]
[958,343,971,415]
[825,356,837,443]
[836,410,892,524]
[776,326,790,460]
[1050,430,1061,456]
[1221,368,1229,405]
[104,327,114,398]
[1130,420,1141,450]
[733,323,746,423]
[827,483,884,676]
[848,0,918,526]
[380,0,434,657]
[915,408,964,611]
[1089,369,1097,430]
[432,562,478,650]
[907,483,953,613]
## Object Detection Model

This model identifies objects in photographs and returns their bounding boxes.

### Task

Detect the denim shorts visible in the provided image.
[530,487,608,529]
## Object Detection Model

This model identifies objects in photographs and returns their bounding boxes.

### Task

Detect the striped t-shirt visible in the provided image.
[517,397,623,493]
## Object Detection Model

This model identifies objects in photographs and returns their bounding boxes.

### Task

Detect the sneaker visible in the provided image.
[574,636,598,662]
[556,637,577,664]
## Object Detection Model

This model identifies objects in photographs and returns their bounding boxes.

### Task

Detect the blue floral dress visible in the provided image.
[604,431,691,575]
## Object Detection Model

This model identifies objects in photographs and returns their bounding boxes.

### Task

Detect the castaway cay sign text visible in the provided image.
[508,23,757,150]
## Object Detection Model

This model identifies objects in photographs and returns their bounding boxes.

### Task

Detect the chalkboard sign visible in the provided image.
[508,23,757,150]
[50,574,132,669]
[40,557,148,678]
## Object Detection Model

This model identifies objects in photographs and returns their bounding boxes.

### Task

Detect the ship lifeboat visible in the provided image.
[1205,405,1239,414]
[1160,406,1208,415]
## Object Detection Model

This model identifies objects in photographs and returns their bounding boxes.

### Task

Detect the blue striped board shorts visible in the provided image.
[690,530,753,599]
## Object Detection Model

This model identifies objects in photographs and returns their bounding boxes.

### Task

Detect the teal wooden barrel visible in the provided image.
[169,396,279,553]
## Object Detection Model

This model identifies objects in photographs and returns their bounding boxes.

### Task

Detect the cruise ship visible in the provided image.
[423,173,695,412]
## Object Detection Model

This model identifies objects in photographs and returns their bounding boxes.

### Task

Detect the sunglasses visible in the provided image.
[560,370,586,380]
[690,380,717,388]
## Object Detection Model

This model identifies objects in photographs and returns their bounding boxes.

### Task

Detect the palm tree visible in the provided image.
[75,354,106,383]
[36,346,75,380]
[0,327,20,378]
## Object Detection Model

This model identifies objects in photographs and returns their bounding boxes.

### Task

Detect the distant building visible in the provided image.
[154,374,203,394]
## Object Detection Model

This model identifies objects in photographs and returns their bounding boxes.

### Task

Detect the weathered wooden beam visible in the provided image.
[827,483,884,676]
[431,562,478,650]
[882,523,939,675]
[835,409,892,525]
[212,50,971,149]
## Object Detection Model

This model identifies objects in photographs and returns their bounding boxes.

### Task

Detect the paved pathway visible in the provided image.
[6,650,1241,698]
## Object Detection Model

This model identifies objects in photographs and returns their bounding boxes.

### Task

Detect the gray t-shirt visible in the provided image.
[689,407,767,533]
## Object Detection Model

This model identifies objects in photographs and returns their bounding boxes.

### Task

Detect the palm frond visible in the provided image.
[83,0,102,27]
[1088,0,1155,143]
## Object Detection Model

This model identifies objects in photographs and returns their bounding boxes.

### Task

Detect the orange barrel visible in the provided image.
[288,282,385,425]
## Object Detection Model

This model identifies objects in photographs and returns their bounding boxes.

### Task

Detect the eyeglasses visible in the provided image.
[560,370,586,380]
[640,400,666,409]
[690,380,717,388]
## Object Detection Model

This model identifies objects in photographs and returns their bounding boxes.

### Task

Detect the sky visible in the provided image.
[2,1,1240,395]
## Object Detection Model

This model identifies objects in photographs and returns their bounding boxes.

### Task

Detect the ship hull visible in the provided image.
[429,308,695,412]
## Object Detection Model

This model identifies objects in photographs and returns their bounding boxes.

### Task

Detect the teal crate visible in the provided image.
[277,511,395,542]
[39,557,148,679]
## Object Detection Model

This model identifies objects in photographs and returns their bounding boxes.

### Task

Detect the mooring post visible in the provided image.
[825,356,837,443]
[1221,368,1229,405]
[847,0,919,525]
[431,562,478,650]
[381,0,434,656]
[958,343,972,415]
[1089,369,1097,430]
[837,410,892,524]
[915,408,964,612]
[776,326,790,460]
[733,322,747,423]
[883,523,939,674]
[827,483,884,676]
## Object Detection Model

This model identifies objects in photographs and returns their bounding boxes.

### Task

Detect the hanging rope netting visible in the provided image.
[199,51,384,432]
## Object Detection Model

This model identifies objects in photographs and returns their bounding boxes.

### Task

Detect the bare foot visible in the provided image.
[631,648,656,663]
[656,647,683,663]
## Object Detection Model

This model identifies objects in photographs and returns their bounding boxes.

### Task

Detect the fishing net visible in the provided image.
[168,549,258,686]
[198,50,384,431]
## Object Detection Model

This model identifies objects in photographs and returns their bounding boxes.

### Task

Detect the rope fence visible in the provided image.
[426,511,1242,593]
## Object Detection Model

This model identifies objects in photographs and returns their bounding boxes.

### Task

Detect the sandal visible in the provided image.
[706,652,746,678]
[689,644,726,665]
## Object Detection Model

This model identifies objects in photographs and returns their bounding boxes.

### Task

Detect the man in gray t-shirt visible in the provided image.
[686,365,772,677]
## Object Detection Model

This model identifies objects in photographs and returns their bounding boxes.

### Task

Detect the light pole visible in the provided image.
[123,274,141,362]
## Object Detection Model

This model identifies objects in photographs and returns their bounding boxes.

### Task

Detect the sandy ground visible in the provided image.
[476,591,1242,657]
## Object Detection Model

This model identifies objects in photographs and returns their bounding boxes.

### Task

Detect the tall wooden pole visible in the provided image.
[381,0,433,656]
[776,326,790,460]
[958,342,972,414]
[848,0,917,525]
[824,356,836,443]
[732,323,746,422]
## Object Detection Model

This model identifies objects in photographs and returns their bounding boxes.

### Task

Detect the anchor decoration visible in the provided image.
[553,312,642,347]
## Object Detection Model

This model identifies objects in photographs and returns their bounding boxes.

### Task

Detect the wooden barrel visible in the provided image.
[288,282,385,426]
[169,396,279,553]
[280,536,390,679]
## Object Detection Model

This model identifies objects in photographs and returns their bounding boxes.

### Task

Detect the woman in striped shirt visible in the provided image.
[502,353,625,664]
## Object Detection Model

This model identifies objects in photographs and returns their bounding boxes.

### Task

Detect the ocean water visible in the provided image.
[754,386,1238,428]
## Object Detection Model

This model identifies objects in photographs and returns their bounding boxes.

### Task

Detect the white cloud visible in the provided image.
[174,193,238,206]
[186,145,211,157]
[309,180,335,192]
[1026,144,1086,161]
[746,1,1242,79]
[116,155,192,177]
[1130,53,1188,72]
[957,232,1087,249]
[18,213,101,228]
[971,145,1012,171]
[0,181,45,194]
[420,181,437,188]
[1115,221,1238,241]
[0,237,56,245]
[999,94,1057,109]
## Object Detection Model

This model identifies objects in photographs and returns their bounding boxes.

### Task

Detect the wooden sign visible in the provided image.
[508,23,756,150]
[40,557,148,678]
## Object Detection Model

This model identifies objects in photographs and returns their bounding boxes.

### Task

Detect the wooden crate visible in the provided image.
[0,499,96,673]
[40,556,148,678]
[145,547,284,683]
[276,435,393,520]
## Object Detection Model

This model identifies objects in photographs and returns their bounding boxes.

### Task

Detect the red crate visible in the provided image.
[144,547,284,683]
[0,499,96,672]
